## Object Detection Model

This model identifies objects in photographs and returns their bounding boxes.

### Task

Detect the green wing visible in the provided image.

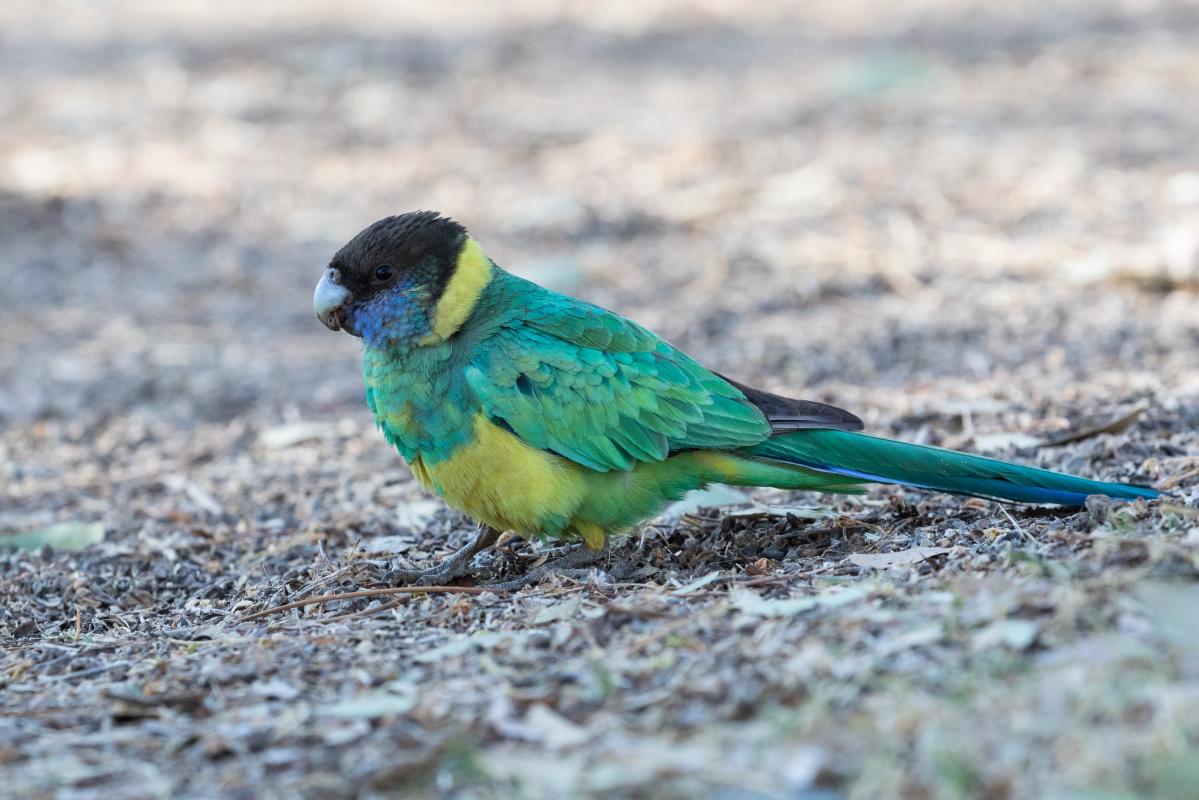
[464,289,772,472]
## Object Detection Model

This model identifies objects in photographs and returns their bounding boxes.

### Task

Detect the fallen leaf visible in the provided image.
[394,499,443,532]
[731,584,872,618]
[257,422,331,449]
[724,505,834,520]
[2,522,104,551]
[251,679,300,701]
[1041,403,1148,447]
[847,547,952,570]
[671,570,723,596]
[521,704,590,748]
[361,535,416,554]
[656,484,751,522]
[533,595,582,624]
[320,684,417,719]
[968,405,1148,453]
[878,624,945,656]
[971,619,1040,651]
[411,631,511,663]
[162,475,225,516]
[972,432,1045,453]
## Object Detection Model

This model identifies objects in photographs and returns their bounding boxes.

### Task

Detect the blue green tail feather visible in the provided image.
[749,429,1159,506]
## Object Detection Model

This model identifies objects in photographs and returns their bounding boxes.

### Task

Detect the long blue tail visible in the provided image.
[749,429,1159,506]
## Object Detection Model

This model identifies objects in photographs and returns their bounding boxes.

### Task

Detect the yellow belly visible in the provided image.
[410,415,587,537]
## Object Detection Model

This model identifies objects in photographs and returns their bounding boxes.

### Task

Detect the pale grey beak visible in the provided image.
[314,268,351,332]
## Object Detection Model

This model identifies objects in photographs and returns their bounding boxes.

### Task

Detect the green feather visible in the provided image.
[359,254,1157,546]
[751,430,1157,505]
[464,272,773,473]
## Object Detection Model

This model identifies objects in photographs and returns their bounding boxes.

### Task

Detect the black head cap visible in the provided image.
[329,211,468,303]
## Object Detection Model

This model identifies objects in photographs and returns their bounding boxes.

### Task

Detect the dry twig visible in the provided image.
[238,585,501,622]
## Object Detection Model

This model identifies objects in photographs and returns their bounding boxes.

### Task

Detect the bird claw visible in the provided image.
[386,527,613,591]
[481,543,608,591]
[387,524,501,586]
[387,564,461,586]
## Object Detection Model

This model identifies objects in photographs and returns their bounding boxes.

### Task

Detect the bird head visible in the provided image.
[314,211,493,348]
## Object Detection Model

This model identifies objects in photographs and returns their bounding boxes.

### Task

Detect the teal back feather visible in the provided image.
[461,270,773,472]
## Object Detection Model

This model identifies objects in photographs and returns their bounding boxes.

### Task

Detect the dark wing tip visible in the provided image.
[718,373,865,433]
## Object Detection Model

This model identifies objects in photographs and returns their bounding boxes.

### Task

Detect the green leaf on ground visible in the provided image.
[3,522,104,551]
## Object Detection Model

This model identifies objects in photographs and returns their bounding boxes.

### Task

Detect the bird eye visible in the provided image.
[373,264,395,282]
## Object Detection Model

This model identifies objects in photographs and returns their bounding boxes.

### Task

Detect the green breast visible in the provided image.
[363,343,475,464]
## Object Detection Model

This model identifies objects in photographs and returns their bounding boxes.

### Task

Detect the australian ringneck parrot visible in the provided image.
[313,211,1158,585]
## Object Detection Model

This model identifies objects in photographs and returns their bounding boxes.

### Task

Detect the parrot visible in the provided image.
[313,211,1159,588]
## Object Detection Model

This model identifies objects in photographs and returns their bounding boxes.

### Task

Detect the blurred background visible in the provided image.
[3,0,1197,435]
[2,1,1198,797]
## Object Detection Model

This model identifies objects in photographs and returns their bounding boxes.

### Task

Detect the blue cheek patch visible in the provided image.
[352,276,431,348]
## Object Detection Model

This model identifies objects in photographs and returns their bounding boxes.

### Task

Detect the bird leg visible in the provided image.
[483,535,610,592]
[390,523,501,585]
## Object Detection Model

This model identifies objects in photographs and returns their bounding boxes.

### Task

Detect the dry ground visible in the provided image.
[2,1,1199,798]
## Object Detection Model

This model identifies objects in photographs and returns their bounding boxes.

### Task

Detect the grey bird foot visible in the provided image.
[390,524,501,586]
[482,542,608,592]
